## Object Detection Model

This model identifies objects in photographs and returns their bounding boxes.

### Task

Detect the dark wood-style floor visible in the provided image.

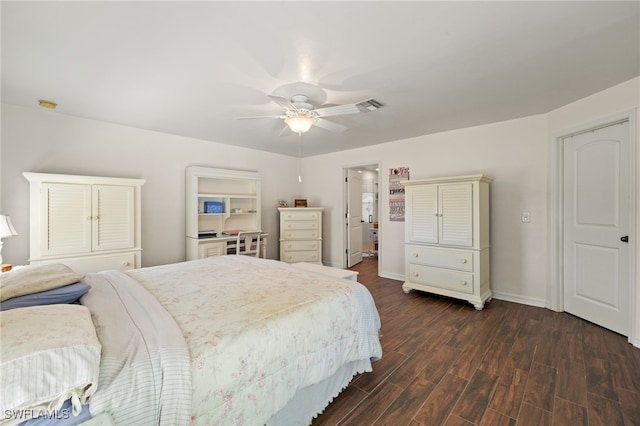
[313,256,640,426]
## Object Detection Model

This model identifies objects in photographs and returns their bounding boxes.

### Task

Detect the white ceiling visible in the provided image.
[2,1,638,157]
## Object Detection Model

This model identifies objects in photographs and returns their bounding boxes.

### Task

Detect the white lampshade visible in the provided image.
[0,215,18,238]
[285,115,315,134]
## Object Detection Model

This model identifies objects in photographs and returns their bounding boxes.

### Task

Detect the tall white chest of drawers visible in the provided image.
[401,175,492,310]
[278,207,324,264]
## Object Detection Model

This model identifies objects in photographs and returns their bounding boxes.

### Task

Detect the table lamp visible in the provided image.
[0,214,19,266]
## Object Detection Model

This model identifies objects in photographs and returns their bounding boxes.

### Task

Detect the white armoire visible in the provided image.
[401,175,492,310]
[23,172,145,274]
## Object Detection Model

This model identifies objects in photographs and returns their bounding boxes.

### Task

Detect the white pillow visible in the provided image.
[0,304,101,423]
[0,263,85,301]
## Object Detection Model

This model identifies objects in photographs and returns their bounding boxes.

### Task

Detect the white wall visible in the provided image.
[1,104,302,266]
[303,115,550,306]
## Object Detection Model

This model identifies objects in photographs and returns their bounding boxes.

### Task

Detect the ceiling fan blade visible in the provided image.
[315,98,385,117]
[314,104,361,117]
[314,118,348,133]
[278,124,292,137]
[235,115,285,120]
[268,95,297,111]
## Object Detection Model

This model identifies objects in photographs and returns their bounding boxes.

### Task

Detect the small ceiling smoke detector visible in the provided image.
[38,99,57,109]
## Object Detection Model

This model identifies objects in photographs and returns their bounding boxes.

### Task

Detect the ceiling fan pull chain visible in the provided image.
[298,132,303,183]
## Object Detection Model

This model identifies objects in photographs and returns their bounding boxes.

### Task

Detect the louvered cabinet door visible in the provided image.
[92,185,135,251]
[406,185,438,244]
[41,183,92,256]
[438,183,473,247]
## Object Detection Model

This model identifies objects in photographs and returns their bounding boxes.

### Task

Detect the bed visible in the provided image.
[0,256,382,426]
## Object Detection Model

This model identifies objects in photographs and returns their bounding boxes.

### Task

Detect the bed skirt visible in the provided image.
[267,358,373,425]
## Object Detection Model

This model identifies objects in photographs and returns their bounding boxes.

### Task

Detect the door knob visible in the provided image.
[621,236,629,243]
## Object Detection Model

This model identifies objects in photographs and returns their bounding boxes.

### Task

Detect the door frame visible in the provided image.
[342,161,381,270]
[548,109,637,343]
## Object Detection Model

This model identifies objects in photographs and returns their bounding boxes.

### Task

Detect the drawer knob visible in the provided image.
[460,259,467,264]
[460,281,467,285]
[413,272,419,277]
[122,261,130,267]
[413,253,419,258]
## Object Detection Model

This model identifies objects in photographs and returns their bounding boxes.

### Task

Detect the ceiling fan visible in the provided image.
[237,94,384,134]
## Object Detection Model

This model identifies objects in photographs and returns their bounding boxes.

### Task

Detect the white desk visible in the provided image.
[292,262,359,282]
[192,233,268,259]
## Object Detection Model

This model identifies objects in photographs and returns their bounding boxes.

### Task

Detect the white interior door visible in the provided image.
[563,120,630,335]
[347,169,363,267]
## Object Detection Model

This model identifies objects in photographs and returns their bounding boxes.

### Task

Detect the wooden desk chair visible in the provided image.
[234,231,261,257]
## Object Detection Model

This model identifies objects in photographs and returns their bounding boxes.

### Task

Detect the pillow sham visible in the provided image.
[0,264,84,302]
[0,282,91,311]
[0,304,101,424]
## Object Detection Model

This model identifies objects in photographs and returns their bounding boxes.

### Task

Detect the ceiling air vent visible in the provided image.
[356,99,384,112]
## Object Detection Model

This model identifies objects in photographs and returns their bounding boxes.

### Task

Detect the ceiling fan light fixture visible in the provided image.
[285,115,315,133]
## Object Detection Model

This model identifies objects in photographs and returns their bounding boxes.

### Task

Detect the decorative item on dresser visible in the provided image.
[23,172,145,274]
[0,214,19,270]
[279,207,324,264]
[401,174,492,310]
[185,166,267,260]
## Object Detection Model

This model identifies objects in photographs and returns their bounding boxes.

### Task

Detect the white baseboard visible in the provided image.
[491,291,546,308]
[379,271,405,282]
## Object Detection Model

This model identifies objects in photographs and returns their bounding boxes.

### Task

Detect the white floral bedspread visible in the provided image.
[126,256,382,426]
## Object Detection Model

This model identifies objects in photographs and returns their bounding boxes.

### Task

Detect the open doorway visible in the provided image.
[343,162,380,271]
